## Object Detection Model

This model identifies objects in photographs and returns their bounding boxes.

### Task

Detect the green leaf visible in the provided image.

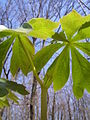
[8,91,19,104]
[0,25,12,38]
[79,21,90,31]
[0,99,9,108]
[0,24,32,39]
[73,85,84,99]
[0,30,13,38]
[14,27,32,34]
[72,23,90,41]
[29,30,55,40]
[19,35,35,55]
[52,31,68,42]
[60,10,82,39]
[0,78,29,108]
[28,18,59,39]
[10,35,34,76]
[44,46,70,89]
[0,87,8,97]
[44,55,59,88]
[29,43,64,72]
[0,78,29,95]
[53,46,70,91]
[71,46,90,98]
[22,23,32,29]
[73,42,90,56]
[60,10,90,40]
[0,36,15,75]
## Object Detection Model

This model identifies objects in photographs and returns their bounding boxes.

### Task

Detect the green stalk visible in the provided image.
[19,35,43,86]
[41,86,47,120]
[19,35,48,119]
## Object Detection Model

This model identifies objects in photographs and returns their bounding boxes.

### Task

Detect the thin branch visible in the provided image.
[79,0,90,10]
[3,66,10,79]
[77,0,87,16]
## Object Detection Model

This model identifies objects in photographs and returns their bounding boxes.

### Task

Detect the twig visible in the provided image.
[79,0,90,10]
[77,0,87,16]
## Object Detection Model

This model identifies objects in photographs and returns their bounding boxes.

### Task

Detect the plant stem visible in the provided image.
[41,86,47,120]
[27,53,42,86]
[19,35,48,119]
[19,35,43,86]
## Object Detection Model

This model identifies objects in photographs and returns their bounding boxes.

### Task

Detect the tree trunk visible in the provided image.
[0,109,2,120]
[52,93,55,120]
[67,96,72,120]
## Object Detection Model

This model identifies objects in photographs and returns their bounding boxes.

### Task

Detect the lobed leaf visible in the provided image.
[10,35,34,76]
[29,43,64,72]
[71,46,90,99]
[0,78,29,96]
[44,55,60,88]
[60,10,90,40]
[52,31,68,42]
[53,46,70,91]
[28,18,59,39]
[72,23,90,41]
[44,45,70,90]
[73,42,90,56]
[0,99,9,108]
[0,30,13,38]
[8,91,19,104]
[0,24,32,39]
[0,87,8,97]
[0,35,15,75]
[79,21,90,31]
[0,77,29,108]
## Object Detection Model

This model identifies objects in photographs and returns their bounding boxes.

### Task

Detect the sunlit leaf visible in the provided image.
[0,30,13,38]
[10,35,34,76]
[71,46,90,98]
[8,91,19,104]
[28,18,59,39]
[29,43,63,72]
[0,35,15,75]
[73,42,90,56]
[79,21,90,31]
[44,55,59,88]
[53,46,70,91]
[0,11,90,101]
[0,24,32,39]
[0,99,9,108]
[52,31,68,42]
[73,85,84,99]
[14,27,32,34]
[72,23,90,41]
[60,10,90,40]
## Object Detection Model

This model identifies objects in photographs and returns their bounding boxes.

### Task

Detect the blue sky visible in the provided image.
[0,0,6,3]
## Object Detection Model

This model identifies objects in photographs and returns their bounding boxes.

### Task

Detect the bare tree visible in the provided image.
[0,0,90,120]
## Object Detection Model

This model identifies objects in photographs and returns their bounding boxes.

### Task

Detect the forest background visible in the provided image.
[0,0,90,120]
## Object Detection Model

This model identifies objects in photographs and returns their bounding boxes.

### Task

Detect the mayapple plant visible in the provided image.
[0,10,90,120]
